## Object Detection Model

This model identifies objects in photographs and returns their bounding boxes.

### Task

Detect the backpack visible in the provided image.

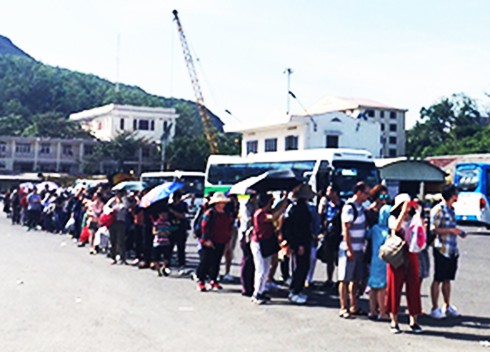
[193,207,215,238]
[325,201,358,250]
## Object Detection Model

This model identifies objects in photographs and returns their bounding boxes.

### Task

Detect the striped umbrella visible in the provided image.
[139,181,183,208]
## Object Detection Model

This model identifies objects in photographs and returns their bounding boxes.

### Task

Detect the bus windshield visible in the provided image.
[208,160,316,185]
[141,174,205,197]
[455,167,479,192]
[331,160,379,197]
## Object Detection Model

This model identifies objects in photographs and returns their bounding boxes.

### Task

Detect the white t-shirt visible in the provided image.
[340,201,366,251]
[388,215,411,242]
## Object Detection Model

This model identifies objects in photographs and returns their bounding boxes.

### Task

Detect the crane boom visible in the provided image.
[172,10,219,154]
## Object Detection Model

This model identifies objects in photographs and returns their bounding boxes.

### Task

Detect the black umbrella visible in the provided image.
[229,169,303,194]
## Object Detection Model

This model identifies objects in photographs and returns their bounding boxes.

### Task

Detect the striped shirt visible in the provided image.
[340,201,366,251]
[153,219,177,247]
[430,202,458,258]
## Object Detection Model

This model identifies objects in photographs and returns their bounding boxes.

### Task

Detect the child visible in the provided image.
[153,209,177,277]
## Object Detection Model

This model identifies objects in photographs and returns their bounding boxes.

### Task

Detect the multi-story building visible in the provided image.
[225,108,381,157]
[69,104,179,144]
[306,95,407,157]
[0,136,158,175]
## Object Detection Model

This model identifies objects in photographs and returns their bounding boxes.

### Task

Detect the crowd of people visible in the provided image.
[1,180,467,335]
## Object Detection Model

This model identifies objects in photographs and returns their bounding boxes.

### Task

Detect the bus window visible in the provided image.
[180,176,204,197]
[486,170,490,198]
[455,168,479,192]
[332,160,379,197]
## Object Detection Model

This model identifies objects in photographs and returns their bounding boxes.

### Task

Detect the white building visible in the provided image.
[69,104,179,144]
[225,108,381,157]
[306,96,407,157]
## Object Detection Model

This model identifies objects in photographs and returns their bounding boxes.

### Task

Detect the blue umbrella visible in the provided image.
[139,181,183,208]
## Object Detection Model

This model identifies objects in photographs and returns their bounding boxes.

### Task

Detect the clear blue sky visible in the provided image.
[1,0,489,128]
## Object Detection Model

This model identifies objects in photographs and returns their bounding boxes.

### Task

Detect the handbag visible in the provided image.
[100,212,115,227]
[378,231,407,268]
[408,213,427,253]
[259,235,281,257]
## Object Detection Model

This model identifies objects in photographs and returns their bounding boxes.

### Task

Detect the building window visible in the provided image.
[380,111,385,118]
[389,124,397,132]
[120,118,125,130]
[264,138,277,152]
[285,135,298,151]
[133,119,137,131]
[138,120,149,131]
[326,135,339,148]
[0,142,6,155]
[366,110,375,117]
[150,120,155,131]
[246,140,258,154]
[142,147,150,158]
[39,143,50,154]
[62,145,73,156]
[389,148,397,157]
[390,111,397,119]
[84,145,94,156]
[381,123,385,131]
[0,161,6,169]
[16,143,31,154]
[389,136,397,145]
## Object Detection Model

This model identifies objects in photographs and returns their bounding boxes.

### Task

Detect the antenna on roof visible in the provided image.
[283,68,293,115]
[115,34,121,96]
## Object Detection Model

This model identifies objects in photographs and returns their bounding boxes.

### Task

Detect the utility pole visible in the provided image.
[284,68,293,115]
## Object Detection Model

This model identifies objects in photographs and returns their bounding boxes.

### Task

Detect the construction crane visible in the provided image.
[172,10,219,154]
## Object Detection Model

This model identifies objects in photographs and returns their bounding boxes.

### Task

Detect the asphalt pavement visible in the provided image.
[0,215,489,352]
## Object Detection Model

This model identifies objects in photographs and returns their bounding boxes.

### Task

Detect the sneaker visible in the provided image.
[222,274,234,282]
[289,294,307,305]
[251,295,265,305]
[265,281,279,292]
[430,307,446,320]
[410,323,423,334]
[390,324,401,334]
[298,292,308,301]
[257,293,271,301]
[197,282,206,292]
[210,282,223,291]
[444,305,461,317]
[162,267,171,277]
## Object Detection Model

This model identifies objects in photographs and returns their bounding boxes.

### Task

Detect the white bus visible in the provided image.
[205,148,379,198]
[140,171,205,207]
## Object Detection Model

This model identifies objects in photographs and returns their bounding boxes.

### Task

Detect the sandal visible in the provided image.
[350,308,368,316]
[339,309,355,319]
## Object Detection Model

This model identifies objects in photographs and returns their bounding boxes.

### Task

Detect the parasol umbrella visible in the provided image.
[228,169,303,195]
[112,181,148,192]
[139,181,183,208]
[19,182,34,190]
[36,181,59,192]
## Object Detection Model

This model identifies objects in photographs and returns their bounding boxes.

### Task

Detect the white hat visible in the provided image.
[208,192,230,205]
[390,193,411,214]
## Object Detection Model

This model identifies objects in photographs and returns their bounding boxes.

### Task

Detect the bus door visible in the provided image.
[315,161,331,196]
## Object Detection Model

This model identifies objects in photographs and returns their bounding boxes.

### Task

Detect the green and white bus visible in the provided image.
[205,148,379,198]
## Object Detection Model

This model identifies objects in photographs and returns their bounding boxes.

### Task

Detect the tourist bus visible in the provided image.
[205,148,380,199]
[140,171,205,209]
[453,163,490,227]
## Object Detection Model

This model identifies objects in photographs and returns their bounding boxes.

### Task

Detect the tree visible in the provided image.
[21,112,93,139]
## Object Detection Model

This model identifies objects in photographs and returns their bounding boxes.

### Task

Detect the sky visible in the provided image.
[1,0,490,128]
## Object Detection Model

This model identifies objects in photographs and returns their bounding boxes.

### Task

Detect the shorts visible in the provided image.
[433,248,458,282]
[338,249,365,282]
[153,245,172,263]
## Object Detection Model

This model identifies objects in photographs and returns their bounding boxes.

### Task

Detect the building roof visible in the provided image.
[224,108,294,133]
[302,95,406,116]
[69,104,177,121]
[375,157,446,182]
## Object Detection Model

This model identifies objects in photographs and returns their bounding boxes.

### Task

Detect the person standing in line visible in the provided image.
[250,193,289,305]
[386,194,422,334]
[168,189,190,274]
[282,184,315,304]
[86,192,104,255]
[152,208,178,277]
[104,189,129,265]
[338,182,370,318]
[429,184,467,319]
[26,187,42,231]
[222,194,239,281]
[196,192,233,292]
[239,193,258,297]
[11,187,22,225]
[365,204,391,321]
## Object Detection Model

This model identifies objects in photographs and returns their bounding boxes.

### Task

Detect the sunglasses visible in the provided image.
[379,194,389,200]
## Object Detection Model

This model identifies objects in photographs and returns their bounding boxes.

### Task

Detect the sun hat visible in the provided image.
[208,192,230,205]
[292,184,316,200]
[390,193,411,214]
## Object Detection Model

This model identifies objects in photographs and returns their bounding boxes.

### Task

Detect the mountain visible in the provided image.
[0,35,32,59]
[0,38,224,134]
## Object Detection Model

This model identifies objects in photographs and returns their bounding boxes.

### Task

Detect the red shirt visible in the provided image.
[252,209,275,242]
[204,210,233,244]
